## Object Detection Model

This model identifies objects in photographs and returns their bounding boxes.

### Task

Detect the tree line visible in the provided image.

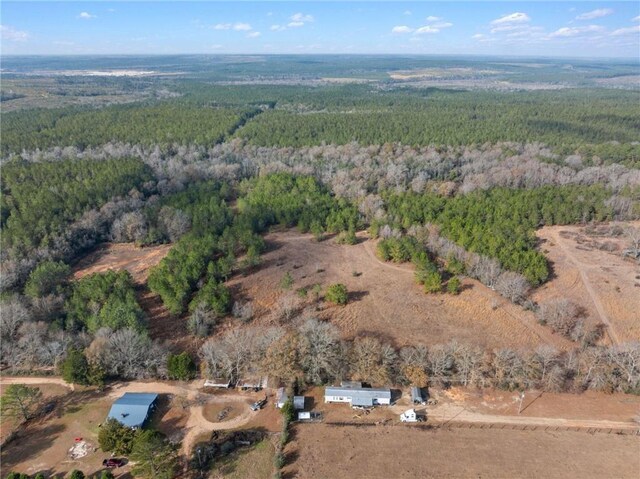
[199,318,640,395]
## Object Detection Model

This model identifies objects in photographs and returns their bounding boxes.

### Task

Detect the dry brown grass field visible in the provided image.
[534,224,640,345]
[284,423,640,479]
[226,230,571,350]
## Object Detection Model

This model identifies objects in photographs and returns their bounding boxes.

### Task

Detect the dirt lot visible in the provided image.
[0,386,115,477]
[226,231,570,350]
[72,242,171,284]
[285,423,640,479]
[534,224,640,344]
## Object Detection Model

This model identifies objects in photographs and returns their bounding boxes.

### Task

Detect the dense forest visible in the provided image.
[0,104,256,154]
[1,157,153,255]
[1,56,638,399]
[382,185,615,285]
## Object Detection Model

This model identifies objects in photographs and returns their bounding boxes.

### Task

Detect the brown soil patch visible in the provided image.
[72,242,172,284]
[226,231,570,350]
[534,223,640,344]
[202,402,246,424]
[435,387,640,422]
[286,423,640,479]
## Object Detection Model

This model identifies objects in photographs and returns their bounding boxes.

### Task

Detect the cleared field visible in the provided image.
[534,224,640,344]
[285,423,640,479]
[0,387,115,477]
[72,242,172,284]
[227,231,570,350]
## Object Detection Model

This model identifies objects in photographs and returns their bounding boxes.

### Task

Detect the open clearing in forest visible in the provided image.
[72,242,172,284]
[285,423,640,479]
[227,231,571,350]
[534,224,640,344]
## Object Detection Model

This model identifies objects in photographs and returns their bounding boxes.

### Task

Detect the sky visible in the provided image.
[1,1,639,58]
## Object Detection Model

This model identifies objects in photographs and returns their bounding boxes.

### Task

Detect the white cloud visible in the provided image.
[287,21,305,28]
[633,16,640,22]
[54,40,75,46]
[403,10,412,16]
[431,22,453,29]
[214,22,252,31]
[210,44,222,49]
[233,23,252,31]
[472,33,486,40]
[391,25,413,34]
[426,16,442,22]
[291,13,314,23]
[247,31,261,38]
[1,25,29,42]
[267,12,273,17]
[270,24,286,32]
[611,25,640,36]
[549,25,605,38]
[576,9,613,20]
[77,12,96,20]
[491,12,530,25]
[415,26,440,34]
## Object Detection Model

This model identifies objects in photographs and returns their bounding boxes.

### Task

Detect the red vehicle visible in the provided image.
[102,458,125,468]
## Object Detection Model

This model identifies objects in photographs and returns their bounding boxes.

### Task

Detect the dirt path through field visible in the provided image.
[547,229,621,345]
[393,403,639,430]
[0,376,74,391]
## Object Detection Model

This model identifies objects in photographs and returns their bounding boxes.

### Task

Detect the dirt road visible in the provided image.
[0,376,74,391]
[398,403,639,431]
[547,229,621,345]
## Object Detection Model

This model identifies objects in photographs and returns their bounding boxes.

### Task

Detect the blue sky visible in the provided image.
[2,1,639,57]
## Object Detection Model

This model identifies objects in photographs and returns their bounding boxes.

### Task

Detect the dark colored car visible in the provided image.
[102,458,125,468]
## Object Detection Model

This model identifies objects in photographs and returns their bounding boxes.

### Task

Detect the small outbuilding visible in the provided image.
[275,387,289,409]
[411,387,426,405]
[204,378,233,389]
[237,377,268,391]
[107,393,158,429]
[293,396,305,410]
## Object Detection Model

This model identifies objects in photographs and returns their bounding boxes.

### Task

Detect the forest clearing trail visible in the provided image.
[548,229,621,345]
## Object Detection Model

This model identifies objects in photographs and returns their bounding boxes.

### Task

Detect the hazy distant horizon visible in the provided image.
[2,1,639,58]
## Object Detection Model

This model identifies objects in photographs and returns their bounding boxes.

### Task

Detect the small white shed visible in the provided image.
[275,387,288,409]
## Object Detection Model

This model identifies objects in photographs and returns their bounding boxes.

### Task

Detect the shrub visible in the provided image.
[325,283,348,305]
[423,271,443,293]
[167,352,197,380]
[280,399,295,424]
[447,277,461,295]
[280,272,294,290]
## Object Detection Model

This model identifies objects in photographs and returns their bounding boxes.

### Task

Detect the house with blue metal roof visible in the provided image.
[107,392,158,429]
